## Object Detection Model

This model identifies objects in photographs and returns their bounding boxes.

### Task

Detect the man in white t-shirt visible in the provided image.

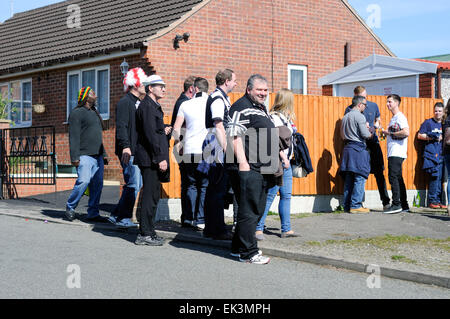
[382,94,410,214]
[173,78,210,229]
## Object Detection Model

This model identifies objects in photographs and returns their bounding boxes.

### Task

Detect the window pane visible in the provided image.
[68,74,79,111]
[290,69,303,94]
[97,69,109,115]
[82,70,95,91]
[10,101,21,123]
[22,102,32,122]
[11,81,20,100]
[22,82,31,102]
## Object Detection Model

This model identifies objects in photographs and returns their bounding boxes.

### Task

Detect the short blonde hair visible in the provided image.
[270,88,296,121]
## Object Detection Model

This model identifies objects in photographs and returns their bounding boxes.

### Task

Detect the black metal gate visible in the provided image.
[0,126,56,199]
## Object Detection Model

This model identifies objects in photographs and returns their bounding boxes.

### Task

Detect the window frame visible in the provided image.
[0,78,33,127]
[288,64,308,95]
[66,65,110,120]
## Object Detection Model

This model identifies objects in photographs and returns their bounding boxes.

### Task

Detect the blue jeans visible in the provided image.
[113,156,142,221]
[343,172,367,211]
[256,167,293,233]
[185,161,208,224]
[427,161,443,205]
[444,154,450,205]
[66,155,104,218]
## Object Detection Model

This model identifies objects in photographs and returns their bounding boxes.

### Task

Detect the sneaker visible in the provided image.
[281,231,299,238]
[116,218,138,228]
[195,223,205,231]
[107,215,117,224]
[135,234,164,246]
[65,208,76,221]
[349,207,370,214]
[402,207,410,213]
[230,250,262,258]
[429,203,441,209]
[383,205,402,214]
[239,253,270,264]
[440,204,447,209]
[383,204,391,210]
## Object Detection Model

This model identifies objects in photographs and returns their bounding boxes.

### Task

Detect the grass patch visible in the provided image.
[391,255,417,264]
[306,234,450,251]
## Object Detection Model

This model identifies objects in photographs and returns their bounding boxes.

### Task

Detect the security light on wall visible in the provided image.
[120,58,129,76]
[173,32,190,50]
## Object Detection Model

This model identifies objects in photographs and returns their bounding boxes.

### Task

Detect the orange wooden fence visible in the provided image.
[161,94,442,198]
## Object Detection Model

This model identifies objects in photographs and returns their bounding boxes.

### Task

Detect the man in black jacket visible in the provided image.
[134,75,170,246]
[110,67,147,228]
[66,87,108,222]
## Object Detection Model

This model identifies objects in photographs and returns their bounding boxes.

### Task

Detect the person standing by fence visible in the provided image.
[418,102,446,209]
[382,94,410,214]
[255,89,298,239]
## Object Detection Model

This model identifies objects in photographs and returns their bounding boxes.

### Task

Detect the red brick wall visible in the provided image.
[419,73,436,98]
[145,0,391,113]
[322,85,333,96]
[4,177,76,198]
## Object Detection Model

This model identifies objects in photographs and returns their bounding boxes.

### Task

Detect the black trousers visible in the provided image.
[367,140,390,206]
[204,164,228,237]
[231,170,269,260]
[388,157,408,208]
[138,166,161,237]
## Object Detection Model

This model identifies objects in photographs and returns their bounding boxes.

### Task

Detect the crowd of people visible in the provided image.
[63,67,450,265]
[340,86,450,215]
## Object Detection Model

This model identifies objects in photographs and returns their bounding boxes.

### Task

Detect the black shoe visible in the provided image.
[135,234,164,246]
[402,207,410,213]
[86,215,108,223]
[383,205,402,214]
[65,208,76,221]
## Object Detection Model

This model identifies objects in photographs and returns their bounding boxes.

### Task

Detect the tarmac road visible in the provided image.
[0,215,448,299]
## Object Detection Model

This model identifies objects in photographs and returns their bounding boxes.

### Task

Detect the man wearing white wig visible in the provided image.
[110,67,147,228]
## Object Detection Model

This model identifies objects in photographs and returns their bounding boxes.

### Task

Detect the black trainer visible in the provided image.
[135,234,164,246]
[383,205,402,214]
[65,208,76,221]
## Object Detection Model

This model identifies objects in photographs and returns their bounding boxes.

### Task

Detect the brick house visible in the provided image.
[0,0,393,185]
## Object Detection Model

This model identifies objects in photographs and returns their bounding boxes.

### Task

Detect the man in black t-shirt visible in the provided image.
[226,74,277,264]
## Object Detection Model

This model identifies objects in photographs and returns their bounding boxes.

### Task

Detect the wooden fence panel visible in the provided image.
[162,94,441,198]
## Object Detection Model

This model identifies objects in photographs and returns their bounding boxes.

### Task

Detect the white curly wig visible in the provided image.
[123,67,147,91]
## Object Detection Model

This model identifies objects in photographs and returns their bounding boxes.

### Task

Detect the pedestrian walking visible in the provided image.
[255,89,298,239]
[382,94,410,214]
[66,87,108,222]
[134,75,171,246]
[110,67,147,228]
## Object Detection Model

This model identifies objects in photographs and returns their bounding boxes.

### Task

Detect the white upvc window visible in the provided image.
[67,65,110,120]
[0,79,32,127]
[288,64,308,95]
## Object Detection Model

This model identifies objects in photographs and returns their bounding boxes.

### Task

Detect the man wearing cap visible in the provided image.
[109,67,147,228]
[134,75,171,246]
[66,87,108,222]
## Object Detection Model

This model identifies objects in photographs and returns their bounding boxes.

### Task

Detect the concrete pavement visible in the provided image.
[0,185,449,289]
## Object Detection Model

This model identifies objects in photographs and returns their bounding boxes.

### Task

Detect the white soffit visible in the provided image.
[318,54,438,86]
